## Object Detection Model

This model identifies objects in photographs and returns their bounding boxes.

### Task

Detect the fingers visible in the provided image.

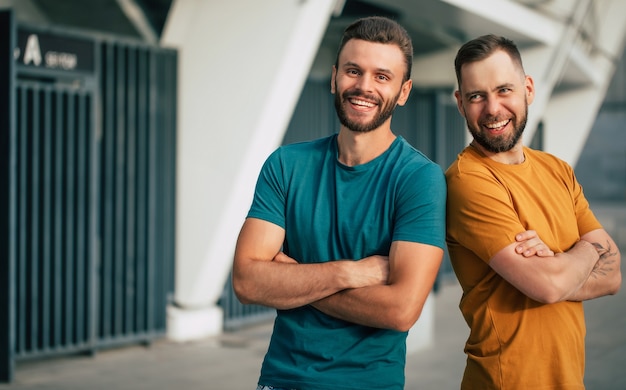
[515,230,555,258]
[515,244,554,257]
[515,230,537,242]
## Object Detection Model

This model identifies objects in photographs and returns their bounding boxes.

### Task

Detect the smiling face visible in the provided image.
[331,39,412,134]
[455,50,534,155]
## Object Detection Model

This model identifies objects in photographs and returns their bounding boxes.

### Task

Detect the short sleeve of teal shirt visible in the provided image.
[247,135,446,390]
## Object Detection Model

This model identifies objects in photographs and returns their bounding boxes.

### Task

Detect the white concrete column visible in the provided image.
[160,0,338,341]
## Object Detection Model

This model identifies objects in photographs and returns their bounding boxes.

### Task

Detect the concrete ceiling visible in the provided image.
[8,0,598,89]
[13,0,545,54]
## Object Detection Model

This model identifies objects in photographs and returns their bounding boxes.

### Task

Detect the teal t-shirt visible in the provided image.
[248,134,446,390]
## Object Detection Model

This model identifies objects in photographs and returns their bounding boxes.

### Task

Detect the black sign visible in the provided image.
[15,28,95,74]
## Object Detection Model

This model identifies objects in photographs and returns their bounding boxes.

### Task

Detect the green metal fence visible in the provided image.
[0,10,177,382]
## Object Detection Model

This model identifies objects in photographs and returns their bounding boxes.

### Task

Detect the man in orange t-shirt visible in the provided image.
[446,34,622,389]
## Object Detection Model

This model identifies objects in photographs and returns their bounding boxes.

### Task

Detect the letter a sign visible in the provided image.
[23,34,42,66]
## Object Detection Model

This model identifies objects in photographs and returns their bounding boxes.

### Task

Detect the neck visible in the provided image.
[470,140,525,165]
[337,127,396,167]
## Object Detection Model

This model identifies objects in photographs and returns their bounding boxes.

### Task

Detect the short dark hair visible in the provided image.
[454,34,524,88]
[335,16,413,82]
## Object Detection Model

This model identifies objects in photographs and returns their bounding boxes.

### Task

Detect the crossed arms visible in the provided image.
[232,217,444,332]
[490,228,621,304]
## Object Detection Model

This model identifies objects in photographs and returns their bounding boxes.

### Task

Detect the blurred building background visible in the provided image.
[1,0,625,383]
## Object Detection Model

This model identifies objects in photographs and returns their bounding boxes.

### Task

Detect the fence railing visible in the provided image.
[1,10,177,382]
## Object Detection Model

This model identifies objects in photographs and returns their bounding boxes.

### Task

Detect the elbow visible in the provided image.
[605,251,622,295]
[608,270,622,296]
[530,291,559,305]
[232,274,255,305]
[232,284,250,305]
[387,305,423,332]
[390,320,413,333]
[533,293,561,305]
[527,284,569,305]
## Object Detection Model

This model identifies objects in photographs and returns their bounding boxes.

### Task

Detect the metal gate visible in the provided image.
[0,10,177,382]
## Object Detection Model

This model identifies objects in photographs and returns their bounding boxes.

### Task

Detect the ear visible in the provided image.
[525,75,535,105]
[396,79,413,106]
[330,66,337,94]
[454,90,466,118]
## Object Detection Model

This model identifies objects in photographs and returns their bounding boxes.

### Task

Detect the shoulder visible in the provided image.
[524,147,573,173]
[388,140,446,201]
[445,147,497,190]
[276,135,334,155]
[265,135,335,168]
[394,137,444,176]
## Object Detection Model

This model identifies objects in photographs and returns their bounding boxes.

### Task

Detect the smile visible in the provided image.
[349,98,376,108]
[484,119,510,131]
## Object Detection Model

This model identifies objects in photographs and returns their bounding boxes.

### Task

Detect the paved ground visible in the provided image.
[1,202,625,389]
[1,275,624,390]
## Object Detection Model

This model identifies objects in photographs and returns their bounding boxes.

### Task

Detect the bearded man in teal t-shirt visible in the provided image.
[233,16,446,390]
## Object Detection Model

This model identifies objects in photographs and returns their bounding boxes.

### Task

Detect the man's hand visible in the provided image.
[515,230,555,258]
[353,254,390,287]
[491,231,603,303]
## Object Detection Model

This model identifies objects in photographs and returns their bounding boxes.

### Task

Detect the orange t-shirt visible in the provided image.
[446,146,602,389]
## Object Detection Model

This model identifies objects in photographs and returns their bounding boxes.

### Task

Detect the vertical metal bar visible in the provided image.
[0,9,16,382]
[89,41,102,353]
[65,92,76,346]
[75,92,87,345]
[17,86,27,355]
[114,44,126,337]
[30,86,40,353]
[41,87,52,352]
[154,53,164,331]
[163,51,177,315]
[125,46,137,335]
[100,42,115,341]
[160,52,170,329]
[53,90,64,349]
[146,49,157,332]
[135,48,147,333]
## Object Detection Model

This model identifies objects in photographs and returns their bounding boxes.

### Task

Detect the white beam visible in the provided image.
[543,0,626,165]
[116,0,158,44]
[440,0,559,44]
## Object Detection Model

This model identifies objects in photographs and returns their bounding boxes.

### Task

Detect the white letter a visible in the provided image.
[23,34,42,66]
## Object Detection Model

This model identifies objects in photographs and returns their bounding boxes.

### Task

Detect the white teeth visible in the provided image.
[485,119,509,129]
[350,98,375,108]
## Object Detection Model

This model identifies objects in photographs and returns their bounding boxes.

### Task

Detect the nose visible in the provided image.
[355,74,373,93]
[484,96,501,116]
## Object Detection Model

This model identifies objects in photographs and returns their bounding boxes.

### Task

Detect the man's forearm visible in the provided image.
[310,244,442,332]
[234,260,365,309]
[566,238,621,301]
[311,285,422,332]
[233,254,389,310]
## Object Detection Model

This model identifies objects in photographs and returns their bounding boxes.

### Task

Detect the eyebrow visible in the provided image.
[463,83,515,98]
[342,61,395,76]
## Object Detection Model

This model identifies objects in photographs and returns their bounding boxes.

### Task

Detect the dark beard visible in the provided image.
[468,105,528,153]
[334,87,400,133]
